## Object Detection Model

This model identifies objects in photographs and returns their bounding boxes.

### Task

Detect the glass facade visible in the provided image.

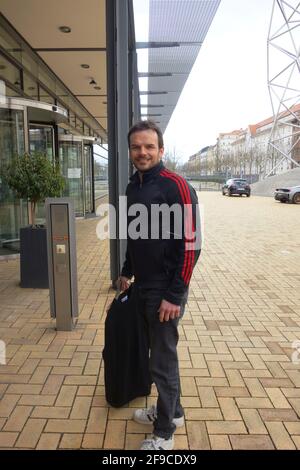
[39,86,55,105]
[0,53,21,89]
[94,144,108,201]
[29,124,55,225]
[29,125,54,159]
[0,107,27,255]
[0,17,104,141]
[0,23,22,63]
[0,15,107,257]
[0,97,99,252]
[58,138,94,217]
[84,145,93,214]
[59,139,84,216]
[23,72,38,100]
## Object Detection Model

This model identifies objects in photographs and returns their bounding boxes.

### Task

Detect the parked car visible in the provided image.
[274,185,300,204]
[222,178,251,197]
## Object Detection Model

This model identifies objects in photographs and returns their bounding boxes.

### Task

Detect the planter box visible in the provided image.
[20,226,49,288]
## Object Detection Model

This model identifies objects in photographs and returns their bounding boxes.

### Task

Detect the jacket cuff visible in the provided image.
[121,269,133,279]
[163,291,183,306]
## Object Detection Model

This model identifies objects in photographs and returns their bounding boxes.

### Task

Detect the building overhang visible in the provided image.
[0,0,108,140]
[141,0,221,133]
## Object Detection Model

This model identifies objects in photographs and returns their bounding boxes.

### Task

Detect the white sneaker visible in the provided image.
[140,434,174,450]
[133,404,184,427]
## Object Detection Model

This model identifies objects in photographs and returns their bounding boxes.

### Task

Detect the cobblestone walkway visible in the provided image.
[0,192,300,449]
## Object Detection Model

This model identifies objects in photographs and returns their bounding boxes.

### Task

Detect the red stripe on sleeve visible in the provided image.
[160,169,195,285]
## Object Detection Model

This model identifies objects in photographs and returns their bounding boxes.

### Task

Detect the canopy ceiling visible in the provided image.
[144,0,221,132]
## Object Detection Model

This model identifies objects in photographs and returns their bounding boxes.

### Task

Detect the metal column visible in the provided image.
[90,145,96,214]
[106,0,133,286]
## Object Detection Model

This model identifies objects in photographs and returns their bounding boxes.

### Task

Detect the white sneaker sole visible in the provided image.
[133,414,184,427]
[140,437,174,450]
[140,441,174,450]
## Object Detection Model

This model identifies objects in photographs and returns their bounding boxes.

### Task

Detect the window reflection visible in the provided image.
[84,144,93,213]
[59,139,84,216]
[0,24,22,63]
[29,125,54,160]
[76,117,84,134]
[39,86,55,105]
[4,85,22,98]
[0,108,26,255]
[0,23,103,139]
[94,144,108,201]
[24,73,38,99]
[0,53,21,89]
[29,125,55,225]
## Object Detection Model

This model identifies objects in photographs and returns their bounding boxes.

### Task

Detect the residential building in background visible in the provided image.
[185,104,300,182]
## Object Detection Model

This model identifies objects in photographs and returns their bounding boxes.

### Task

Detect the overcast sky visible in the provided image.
[134,0,275,162]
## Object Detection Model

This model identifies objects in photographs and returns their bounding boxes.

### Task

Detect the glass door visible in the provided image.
[29,124,55,224]
[29,124,54,160]
[84,144,93,214]
[0,107,26,255]
[59,139,84,216]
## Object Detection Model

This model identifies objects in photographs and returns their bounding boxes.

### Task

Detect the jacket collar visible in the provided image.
[130,160,165,184]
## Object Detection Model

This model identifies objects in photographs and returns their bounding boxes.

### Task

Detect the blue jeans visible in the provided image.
[136,285,188,439]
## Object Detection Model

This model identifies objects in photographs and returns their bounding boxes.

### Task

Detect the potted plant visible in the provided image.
[2,152,65,288]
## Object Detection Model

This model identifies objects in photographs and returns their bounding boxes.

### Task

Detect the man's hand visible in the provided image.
[118,276,131,292]
[158,299,180,322]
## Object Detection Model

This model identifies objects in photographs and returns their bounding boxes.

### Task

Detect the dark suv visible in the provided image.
[222,178,251,197]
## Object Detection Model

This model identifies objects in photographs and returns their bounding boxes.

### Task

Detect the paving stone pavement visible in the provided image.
[0,192,300,450]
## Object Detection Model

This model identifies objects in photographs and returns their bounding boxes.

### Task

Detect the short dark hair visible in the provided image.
[127,120,164,149]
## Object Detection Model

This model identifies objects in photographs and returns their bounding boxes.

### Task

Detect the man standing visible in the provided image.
[119,120,200,450]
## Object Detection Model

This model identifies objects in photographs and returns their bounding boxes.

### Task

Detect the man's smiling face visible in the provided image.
[129,129,164,172]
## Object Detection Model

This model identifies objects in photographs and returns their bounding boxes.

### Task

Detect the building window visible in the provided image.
[23,72,38,100]
[0,24,22,63]
[39,86,55,105]
[0,52,22,90]
[0,108,26,255]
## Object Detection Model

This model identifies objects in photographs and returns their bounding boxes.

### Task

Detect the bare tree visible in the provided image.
[253,147,265,179]
[163,147,182,172]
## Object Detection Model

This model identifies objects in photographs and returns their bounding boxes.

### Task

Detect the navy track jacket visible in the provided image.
[121,161,201,305]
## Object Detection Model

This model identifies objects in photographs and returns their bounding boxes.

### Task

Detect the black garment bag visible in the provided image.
[103,284,152,407]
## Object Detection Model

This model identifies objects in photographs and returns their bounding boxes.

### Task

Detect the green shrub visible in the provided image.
[2,153,65,226]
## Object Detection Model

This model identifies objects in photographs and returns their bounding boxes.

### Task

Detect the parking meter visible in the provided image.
[45,198,78,330]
